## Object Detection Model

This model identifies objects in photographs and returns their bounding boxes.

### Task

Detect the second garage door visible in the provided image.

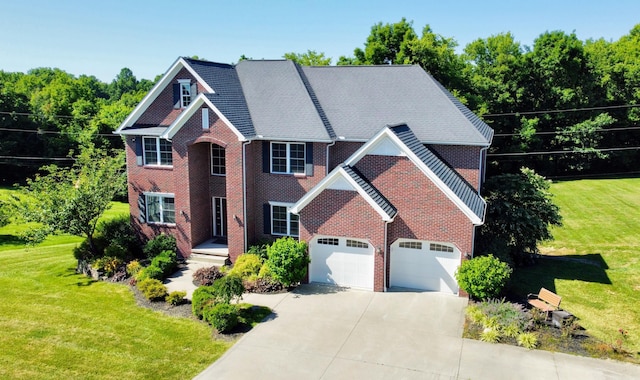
[309,236,374,290]
[390,239,460,294]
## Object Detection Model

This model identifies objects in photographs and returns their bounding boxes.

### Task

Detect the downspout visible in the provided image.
[384,220,389,292]
[478,146,489,192]
[242,140,253,252]
[325,140,336,175]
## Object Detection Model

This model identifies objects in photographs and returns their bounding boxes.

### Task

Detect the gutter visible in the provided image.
[242,139,253,252]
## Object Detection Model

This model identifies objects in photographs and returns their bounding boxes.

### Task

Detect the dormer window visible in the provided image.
[178,79,192,108]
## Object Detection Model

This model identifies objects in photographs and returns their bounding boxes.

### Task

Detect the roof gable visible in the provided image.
[345,124,486,225]
[290,164,397,222]
[115,57,215,134]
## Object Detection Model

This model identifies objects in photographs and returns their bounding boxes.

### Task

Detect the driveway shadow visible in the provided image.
[292,283,351,295]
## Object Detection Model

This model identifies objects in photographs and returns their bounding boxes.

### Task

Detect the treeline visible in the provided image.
[2,19,639,184]
[0,68,154,184]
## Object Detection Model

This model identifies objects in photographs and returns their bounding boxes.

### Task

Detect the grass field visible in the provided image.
[0,192,231,379]
[510,177,640,356]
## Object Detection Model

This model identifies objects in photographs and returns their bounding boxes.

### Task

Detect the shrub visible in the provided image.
[192,266,224,286]
[203,303,239,333]
[126,260,142,277]
[192,286,217,319]
[476,298,528,331]
[517,332,538,349]
[455,255,512,300]
[243,277,284,293]
[265,237,309,287]
[98,215,140,258]
[211,275,245,304]
[480,327,501,343]
[73,235,108,261]
[166,291,187,306]
[228,254,263,279]
[143,234,177,259]
[465,304,486,325]
[247,241,271,261]
[137,278,168,301]
[150,250,178,278]
[137,265,163,281]
[91,256,123,277]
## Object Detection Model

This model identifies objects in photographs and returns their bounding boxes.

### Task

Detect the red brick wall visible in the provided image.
[430,144,482,191]
[249,141,327,244]
[328,141,362,170]
[299,189,386,291]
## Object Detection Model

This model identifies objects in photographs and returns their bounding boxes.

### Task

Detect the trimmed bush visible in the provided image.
[126,260,142,277]
[137,278,168,301]
[137,265,163,281]
[265,237,309,287]
[192,266,224,286]
[150,250,178,277]
[98,215,140,259]
[211,274,244,304]
[143,234,177,259]
[166,291,187,306]
[192,286,217,319]
[203,303,239,333]
[91,256,123,277]
[228,254,262,279]
[455,255,512,300]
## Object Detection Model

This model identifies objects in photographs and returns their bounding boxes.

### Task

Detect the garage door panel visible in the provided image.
[310,238,374,290]
[390,241,459,294]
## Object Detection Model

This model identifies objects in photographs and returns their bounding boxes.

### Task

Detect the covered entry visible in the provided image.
[390,239,460,294]
[309,236,374,290]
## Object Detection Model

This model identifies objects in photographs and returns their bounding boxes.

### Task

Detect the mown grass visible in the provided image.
[510,177,640,357]
[0,193,231,379]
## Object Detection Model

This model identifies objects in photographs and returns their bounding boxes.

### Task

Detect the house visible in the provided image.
[115,57,493,294]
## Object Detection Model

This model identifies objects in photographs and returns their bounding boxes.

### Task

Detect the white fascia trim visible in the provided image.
[290,166,394,222]
[161,94,247,141]
[116,57,214,133]
[345,127,483,225]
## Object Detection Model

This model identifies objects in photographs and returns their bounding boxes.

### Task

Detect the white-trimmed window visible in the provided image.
[145,193,175,224]
[271,142,305,174]
[270,202,299,237]
[430,243,454,253]
[178,79,192,108]
[399,241,422,250]
[143,137,172,166]
[317,238,339,245]
[211,145,226,175]
[346,239,369,249]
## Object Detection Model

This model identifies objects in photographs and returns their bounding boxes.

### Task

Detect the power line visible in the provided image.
[0,127,121,138]
[493,125,640,137]
[483,103,640,117]
[0,155,75,161]
[0,110,74,119]
[488,146,640,157]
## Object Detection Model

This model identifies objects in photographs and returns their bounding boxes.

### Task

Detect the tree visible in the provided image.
[20,147,126,253]
[352,18,417,65]
[476,168,562,265]
[283,50,331,66]
[108,68,138,101]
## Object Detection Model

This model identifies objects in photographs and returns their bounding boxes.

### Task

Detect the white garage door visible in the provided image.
[390,239,460,294]
[309,236,374,290]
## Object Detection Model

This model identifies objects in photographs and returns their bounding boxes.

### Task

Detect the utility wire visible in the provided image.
[483,103,640,117]
[488,146,640,157]
[493,125,640,137]
[0,155,75,161]
[0,127,121,138]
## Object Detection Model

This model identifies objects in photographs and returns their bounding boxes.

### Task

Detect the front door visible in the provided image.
[213,197,227,238]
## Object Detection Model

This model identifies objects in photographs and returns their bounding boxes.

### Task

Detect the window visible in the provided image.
[399,241,422,250]
[145,193,175,224]
[430,243,454,253]
[317,238,339,245]
[271,142,305,174]
[211,145,226,175]
[178,79,192,108]
[143,137,172,166]
[346,239,369,249]
[271,204,299,237]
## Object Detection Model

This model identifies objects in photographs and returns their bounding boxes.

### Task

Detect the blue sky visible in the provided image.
[1,0,639,82]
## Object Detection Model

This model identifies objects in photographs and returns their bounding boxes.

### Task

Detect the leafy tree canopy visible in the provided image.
[283,50,331,65]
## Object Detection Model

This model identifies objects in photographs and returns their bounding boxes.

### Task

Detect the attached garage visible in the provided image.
[390,239,460,294]
[309,236,375,290]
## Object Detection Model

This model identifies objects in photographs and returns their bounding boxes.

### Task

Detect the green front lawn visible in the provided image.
[0,198,231,379]
[511,177,640,356]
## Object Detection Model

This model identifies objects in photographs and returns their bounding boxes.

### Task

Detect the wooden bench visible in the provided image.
[527,288,562,318]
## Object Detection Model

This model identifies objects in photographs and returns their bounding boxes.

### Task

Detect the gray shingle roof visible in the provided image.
[183,58,255,137]
[389,124,486,220]
[301,65,493,145]
[234,60,331,141]
[340,164,397,219]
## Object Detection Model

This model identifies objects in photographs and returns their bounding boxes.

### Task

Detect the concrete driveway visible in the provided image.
[195,284,640,380]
